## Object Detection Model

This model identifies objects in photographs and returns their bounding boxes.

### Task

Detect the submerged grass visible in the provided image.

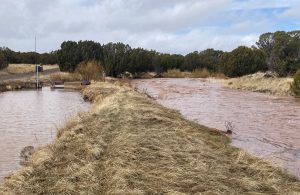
[1,82,300,194]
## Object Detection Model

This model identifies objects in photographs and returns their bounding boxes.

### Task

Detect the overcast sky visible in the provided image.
[0,0,299,54]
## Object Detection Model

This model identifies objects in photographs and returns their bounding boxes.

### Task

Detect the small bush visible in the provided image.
[291,69,300,96]
[0,51,8,70]
[75,60,104,81]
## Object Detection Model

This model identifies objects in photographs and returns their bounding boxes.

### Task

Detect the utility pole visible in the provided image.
[35,36,39,89]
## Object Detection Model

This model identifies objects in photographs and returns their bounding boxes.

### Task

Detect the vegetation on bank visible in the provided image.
[75,60,104,81]
[0,80,38,92]
[1,30,299,79]
[162,68,227,79]
[211,72,294,96]
[1,82,300,194]
[292,69,300,96]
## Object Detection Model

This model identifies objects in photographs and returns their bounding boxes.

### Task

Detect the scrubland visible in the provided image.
[1,82,300,194]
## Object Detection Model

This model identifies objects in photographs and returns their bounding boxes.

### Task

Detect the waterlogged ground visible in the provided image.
[132,78,300,177]
[0,88,90,180]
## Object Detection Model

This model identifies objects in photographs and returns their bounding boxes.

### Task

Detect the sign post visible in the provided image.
[36,64,43,88]
[36,64,39,88]
[35,36,39,89]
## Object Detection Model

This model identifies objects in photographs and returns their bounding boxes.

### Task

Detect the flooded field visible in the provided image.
[133,78,300,177]
[0,88,90,180]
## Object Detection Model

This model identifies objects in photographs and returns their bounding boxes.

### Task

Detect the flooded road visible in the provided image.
[0,88,90,180]
[133,78,300,177]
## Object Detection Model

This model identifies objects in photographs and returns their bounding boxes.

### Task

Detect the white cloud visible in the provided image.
[0,0,299,54]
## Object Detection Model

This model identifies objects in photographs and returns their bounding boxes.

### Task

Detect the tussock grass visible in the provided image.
[4,64,59,74]
[1,82,300,194]
[211,72,293,96]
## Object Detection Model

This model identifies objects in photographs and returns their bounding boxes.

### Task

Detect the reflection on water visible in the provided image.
[0,88,90,180]
[133,78,300,177]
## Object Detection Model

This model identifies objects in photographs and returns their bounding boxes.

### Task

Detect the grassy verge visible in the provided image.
[1,64,59,74]
[1,82,300,194]
[210,72,294,96]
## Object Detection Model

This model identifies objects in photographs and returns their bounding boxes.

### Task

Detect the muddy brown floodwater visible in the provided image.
[0,88,90,181]
[132,78,300,177]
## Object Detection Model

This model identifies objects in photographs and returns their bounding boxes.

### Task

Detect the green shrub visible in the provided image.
[292,69,300,96]
[219,46,267,77]
[0,51,8,70]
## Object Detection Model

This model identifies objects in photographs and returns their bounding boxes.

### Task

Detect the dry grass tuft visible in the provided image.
[75,60,104,81]
[210,72,293,96]
[1,82,300,194]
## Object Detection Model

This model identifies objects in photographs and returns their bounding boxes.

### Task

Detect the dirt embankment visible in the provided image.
[210,72,294,96]
[1,82,300,194]
[0,80,37,92]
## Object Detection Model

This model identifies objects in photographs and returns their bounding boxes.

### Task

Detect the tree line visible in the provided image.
[0,47,58,70]
[1,30,299,78]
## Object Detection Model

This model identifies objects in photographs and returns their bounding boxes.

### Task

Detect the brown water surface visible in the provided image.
[132,78,300,177]
[0,88,89,180]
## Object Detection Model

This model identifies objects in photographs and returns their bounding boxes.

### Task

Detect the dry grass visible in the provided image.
[210,72,294,96]
[75,60,104,81]
[3,64,59,74]
[191,69,227,79]
[46,72,82,82]
[0,79,37,92]
[163,69,227,79]
[162,69,190,78]
[1,82,300,194]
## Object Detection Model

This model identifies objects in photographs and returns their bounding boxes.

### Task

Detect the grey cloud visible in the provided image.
[0,0,299,53]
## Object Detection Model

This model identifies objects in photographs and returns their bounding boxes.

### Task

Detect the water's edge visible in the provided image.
[132,78,300,177]
[0,87,90,180]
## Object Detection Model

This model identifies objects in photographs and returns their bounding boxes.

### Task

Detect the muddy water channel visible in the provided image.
[0,88,89,180]
[133,78,300,177]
